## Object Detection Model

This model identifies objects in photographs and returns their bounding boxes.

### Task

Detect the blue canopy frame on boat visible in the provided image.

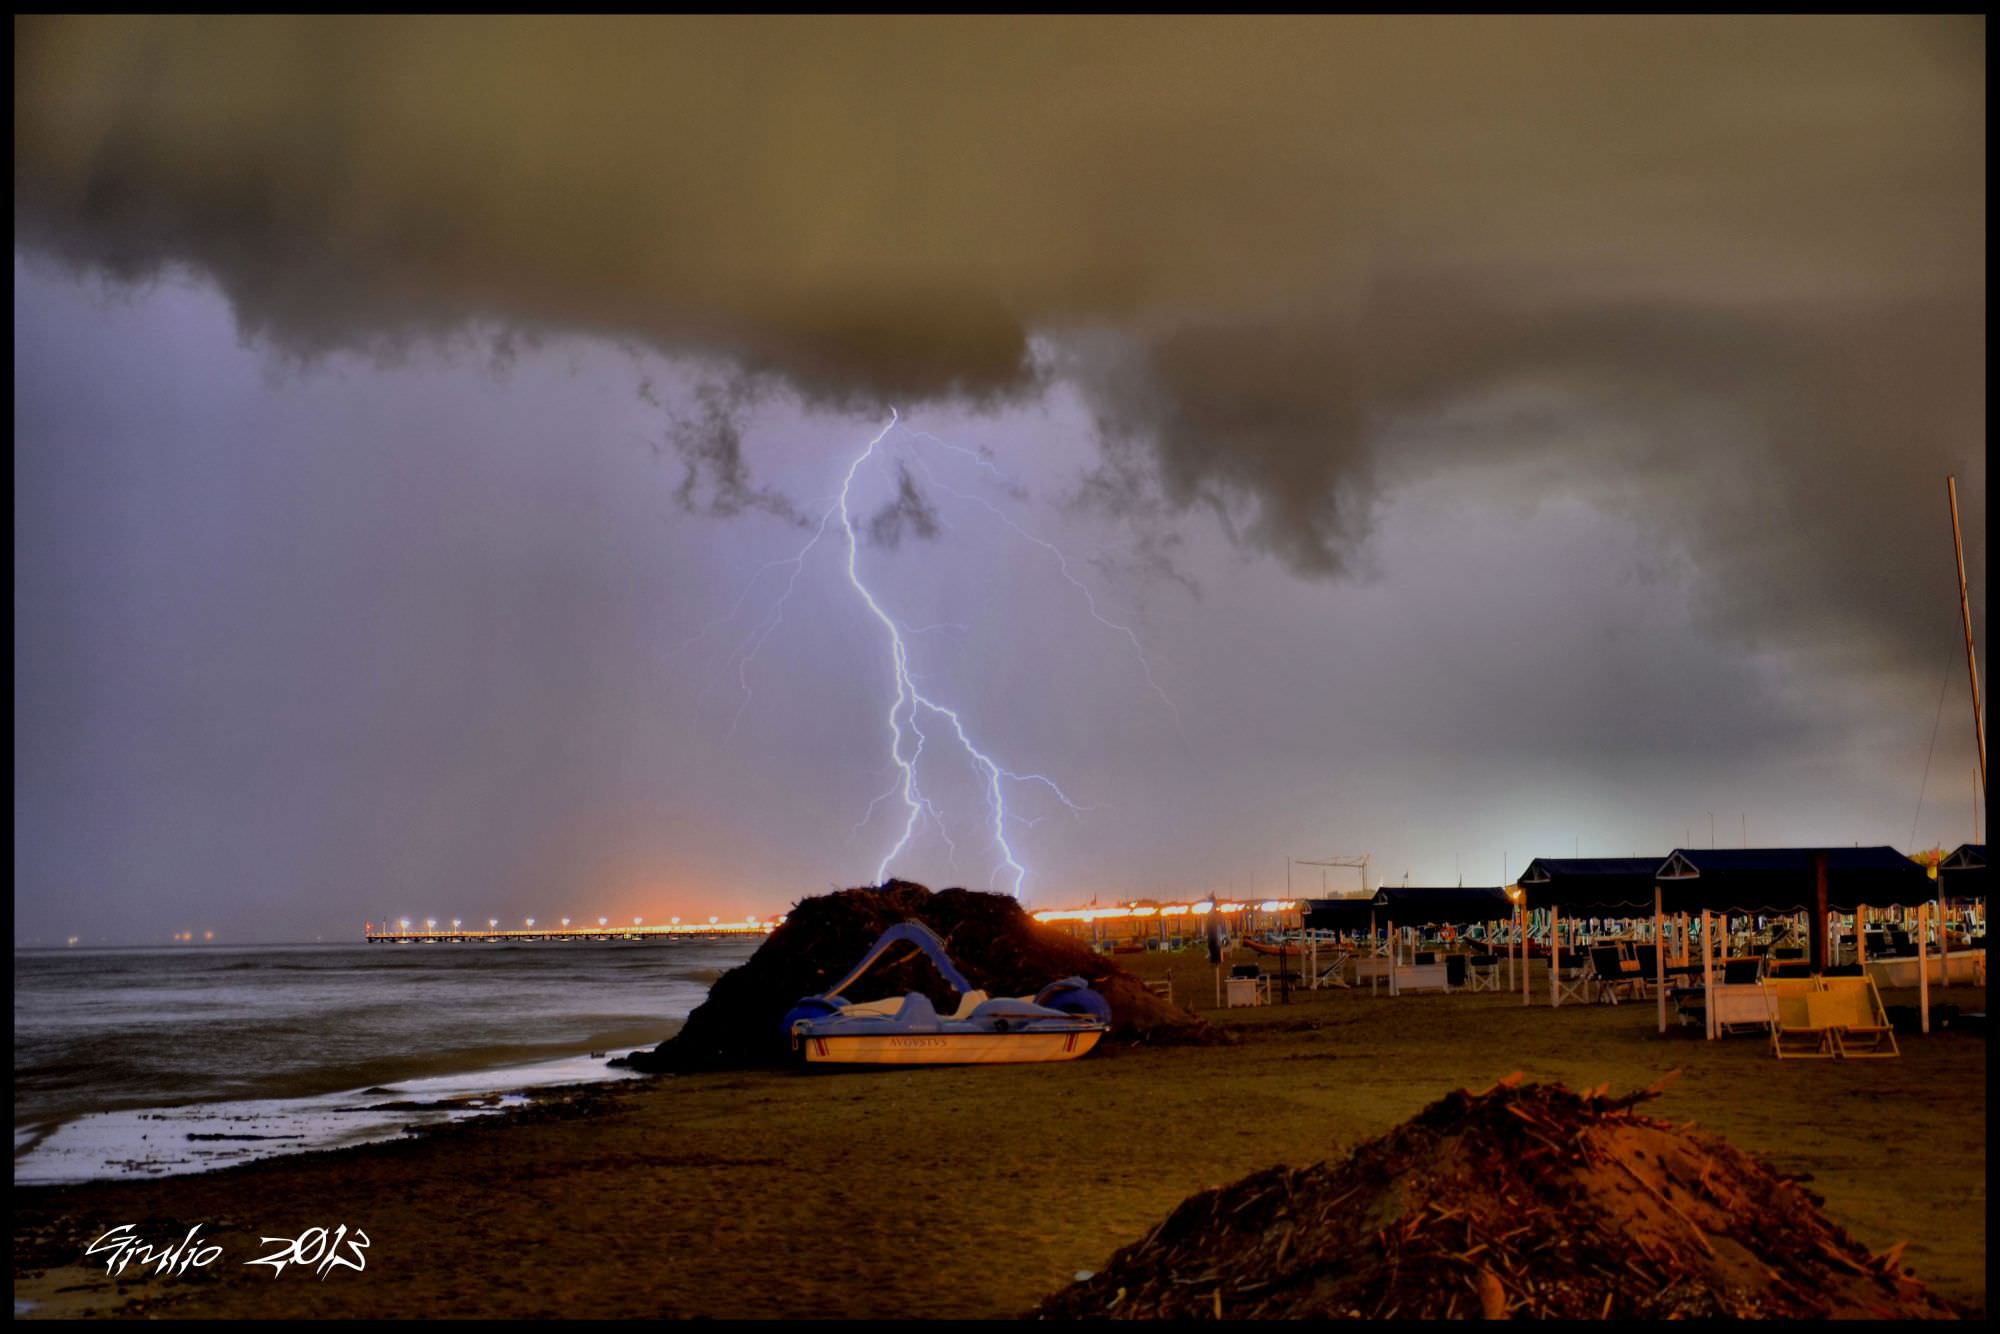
[819,920,974,999]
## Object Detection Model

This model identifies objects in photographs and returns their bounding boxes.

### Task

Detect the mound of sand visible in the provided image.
[619,881,1219,1073]
[1034,1075,1966,1320]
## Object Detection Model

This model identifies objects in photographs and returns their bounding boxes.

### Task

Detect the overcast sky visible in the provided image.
[14,16,1985,944]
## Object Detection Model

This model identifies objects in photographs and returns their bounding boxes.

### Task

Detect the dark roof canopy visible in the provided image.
[1516,858,1664,915]
[1938,843,1986,900]
[1368,886,1510,922]
[1302,897,1379,931]
[1656,847,1933,912]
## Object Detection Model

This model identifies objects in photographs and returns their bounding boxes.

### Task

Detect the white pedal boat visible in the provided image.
[783,921,1110,1067]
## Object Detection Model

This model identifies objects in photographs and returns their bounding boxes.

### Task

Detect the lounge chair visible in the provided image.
[1721,958,1763,985]
[1631,944,1660,1000]
[1589,946,1640,1005]
[1465,953,1500,993]
[1710,959,1773,1034]
[1812,976,1899,1058]
[1553,950,1591,1005]
[1764,977,1834,1058]
[1670,985,1706,1027]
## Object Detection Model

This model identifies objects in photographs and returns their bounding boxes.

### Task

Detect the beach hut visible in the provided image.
[1935,843,1987,994]
[1367,887,1511,996]
[1301,896,1380,988]
[1656,847,1936,1040]
[1514,858,1669,1020]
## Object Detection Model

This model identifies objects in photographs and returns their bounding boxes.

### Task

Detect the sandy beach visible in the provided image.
[14,951,1985,1319]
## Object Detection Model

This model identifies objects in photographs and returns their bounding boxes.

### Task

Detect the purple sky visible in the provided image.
[14,17,1984,944]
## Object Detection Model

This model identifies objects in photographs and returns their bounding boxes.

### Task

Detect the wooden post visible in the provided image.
[1917,902,1930,1034]
[1655,883,1667,1035]
[1549,906,1562,1008]
[1810,853,1829,974]
[1523,905,1533,1006]
[1369,908,1379,996]
[1701,908,1716,1040]
[1388,918,1398,996]
[1938,881,1950,989]
[1856,906,1868,968]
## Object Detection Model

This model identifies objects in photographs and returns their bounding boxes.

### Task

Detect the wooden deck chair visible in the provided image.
[1588,946,1638,1004]
[1553,951,1591,1005]
[1764,977,1834,1058]
[1465,953,1501,993]
[1630,944,1660,1001]
[1813,976,1899,1058]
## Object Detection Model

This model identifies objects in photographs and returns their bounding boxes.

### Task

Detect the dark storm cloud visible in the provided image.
[866,462,941,550]
[14,14,1984,675]
[649,376,804,526]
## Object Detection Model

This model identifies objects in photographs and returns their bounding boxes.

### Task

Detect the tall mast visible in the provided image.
[1946,475,1984,790]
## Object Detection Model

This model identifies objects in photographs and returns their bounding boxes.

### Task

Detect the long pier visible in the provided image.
[364,920,777,944]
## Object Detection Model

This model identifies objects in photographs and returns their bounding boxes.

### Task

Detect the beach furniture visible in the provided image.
[1707,958,1775,1035]
[1670,985,1705,1028]
[1226,964,1270,1007]
[1143,978,1174,1004]
[1553,951,1591,1006]
[1465,953,1500,992]
[1764,977,1834,1058]
[1587,946,1640,1005]
[1388,960,1450,992]
[784,921,1108,1065]
[1813,976,1899,1058]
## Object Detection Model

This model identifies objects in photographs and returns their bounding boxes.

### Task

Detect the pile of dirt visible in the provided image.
[619,881,1220,1073]
[1033,1075,1967,1320]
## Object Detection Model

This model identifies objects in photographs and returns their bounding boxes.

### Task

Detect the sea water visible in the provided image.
[13,938,755,1184]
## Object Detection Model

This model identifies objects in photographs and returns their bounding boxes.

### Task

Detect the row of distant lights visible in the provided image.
[379,914,784,933]
[1031,899,1299,924]
[169,930,215,942]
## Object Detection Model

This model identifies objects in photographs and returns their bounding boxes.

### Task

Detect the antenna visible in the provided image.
[1947,475,1985,790]
[1293,855,1370,896]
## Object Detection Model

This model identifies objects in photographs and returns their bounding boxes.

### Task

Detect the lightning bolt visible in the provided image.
[837,410,1082,896]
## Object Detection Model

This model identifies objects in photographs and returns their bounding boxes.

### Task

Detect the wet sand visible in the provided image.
[13,951,1985,1319]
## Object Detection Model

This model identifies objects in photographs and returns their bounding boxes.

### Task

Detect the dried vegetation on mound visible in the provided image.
[621,881,1219,1073]
[1034,1075,1966,1320]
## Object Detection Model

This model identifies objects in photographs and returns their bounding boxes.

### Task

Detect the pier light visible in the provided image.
[426,918,437,931]
[599,916,608,927]
[489,918,499,930]
[635,916,643,926]
[709,916,718,924]
[400,918,411,931]
[452,919,462,930]
[526,918,536,928]
[562,917,571,927]
[670,916,680,925]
